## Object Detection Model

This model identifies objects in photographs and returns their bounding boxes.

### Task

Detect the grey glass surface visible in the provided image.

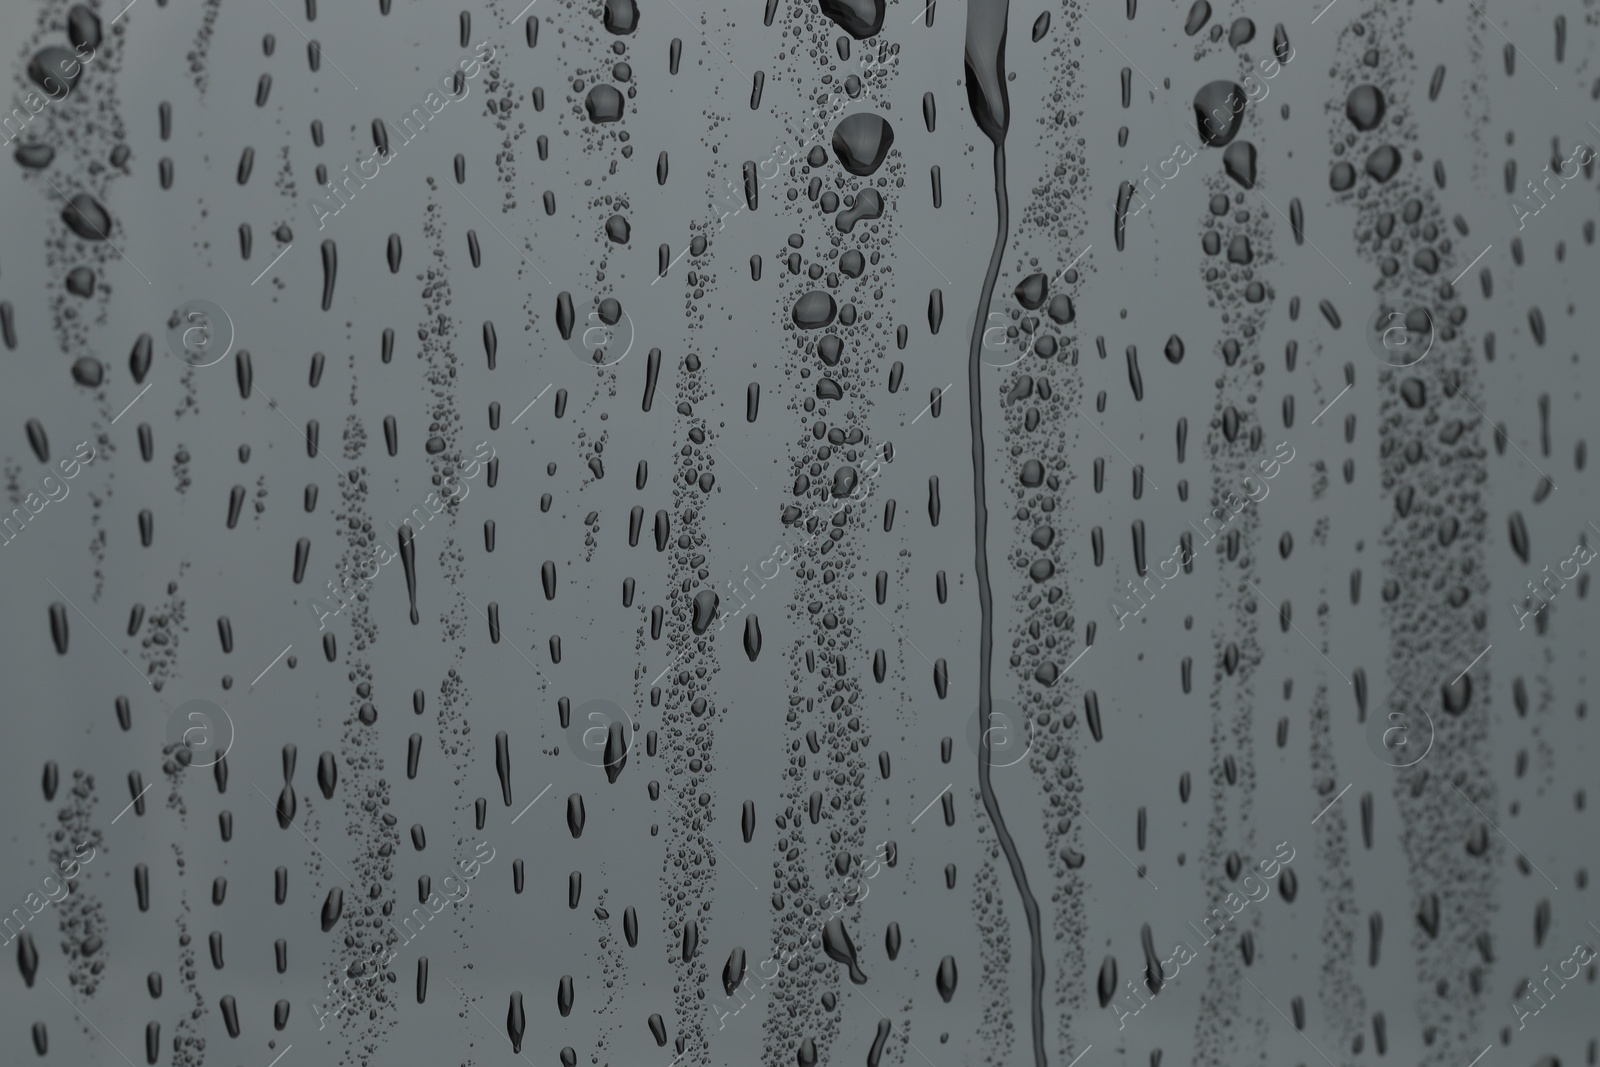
[1,2,1595,1067]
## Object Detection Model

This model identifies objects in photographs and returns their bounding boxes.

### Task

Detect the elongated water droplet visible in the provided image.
[507,992,526,1052]
[321,887,343,931]
[822,917,868,983]
[495,731,512,805]
[17,932,39,987]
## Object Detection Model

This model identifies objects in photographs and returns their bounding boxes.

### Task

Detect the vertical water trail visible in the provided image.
[962,3,1046,1065]
[1325,10,1494,1064]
